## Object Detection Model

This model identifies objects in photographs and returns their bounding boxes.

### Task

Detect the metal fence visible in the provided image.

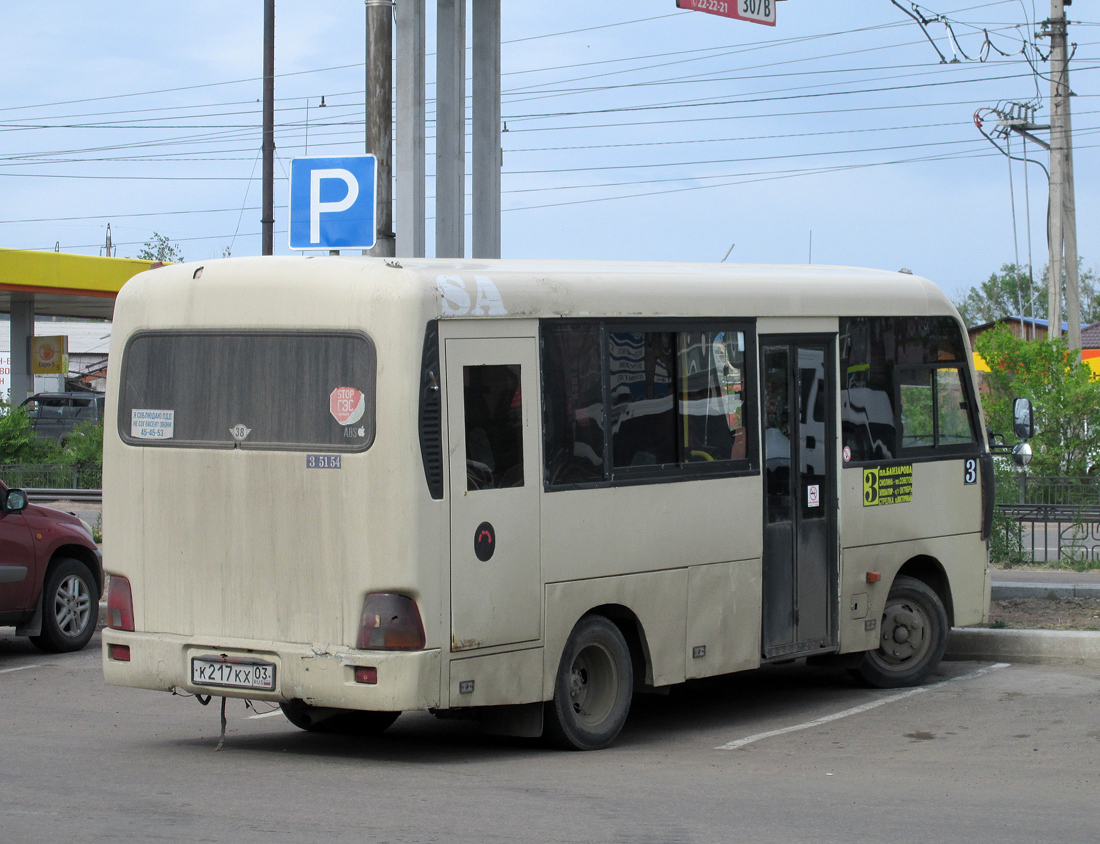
[0,462,102,490]
[994,474,1100,566]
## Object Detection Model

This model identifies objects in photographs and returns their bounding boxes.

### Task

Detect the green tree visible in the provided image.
[956,263,1038,328]
[975,325,1100,476]
[137,232,184,263]
[955,261,1100,329]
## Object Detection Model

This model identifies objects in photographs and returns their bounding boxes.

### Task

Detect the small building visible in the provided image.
[967,315,1100,376]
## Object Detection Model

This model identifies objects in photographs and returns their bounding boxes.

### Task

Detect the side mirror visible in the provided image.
[1012,442,1033,467]
[5,488,28,512]
[1013,398,1035,441]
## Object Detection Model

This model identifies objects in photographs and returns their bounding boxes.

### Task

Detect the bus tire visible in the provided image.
[853,575,947,689]
[546,615,633,751]
[29,558,99,653]
[279,700,399,735]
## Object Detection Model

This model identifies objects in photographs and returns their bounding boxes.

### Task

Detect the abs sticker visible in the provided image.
[863,464,913,507]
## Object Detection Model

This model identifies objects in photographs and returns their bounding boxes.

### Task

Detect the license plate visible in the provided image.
[191,656,276,691]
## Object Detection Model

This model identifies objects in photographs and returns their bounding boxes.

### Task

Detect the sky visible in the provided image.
[1,1,1098,304]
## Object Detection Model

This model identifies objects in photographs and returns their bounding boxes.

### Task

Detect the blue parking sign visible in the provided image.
[289,155,377,250]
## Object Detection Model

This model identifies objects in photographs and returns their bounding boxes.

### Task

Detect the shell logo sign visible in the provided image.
[31,335,68,375]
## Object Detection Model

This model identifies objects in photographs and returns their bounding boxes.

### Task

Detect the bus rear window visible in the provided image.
[119,330,376,451]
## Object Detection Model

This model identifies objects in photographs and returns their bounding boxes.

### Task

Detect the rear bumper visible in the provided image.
[102,629,442,711]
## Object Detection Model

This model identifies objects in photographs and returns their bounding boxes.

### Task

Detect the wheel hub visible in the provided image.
[877,601,928,664]
[567,645,616,725]
[54,574,91,636]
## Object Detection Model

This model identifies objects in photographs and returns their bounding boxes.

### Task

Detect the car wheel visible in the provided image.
[30,558,99,653]
[852,575,948,689]
[279,700,400,735]
[545,615,633,750]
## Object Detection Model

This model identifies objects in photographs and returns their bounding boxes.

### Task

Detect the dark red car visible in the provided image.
[0,482,102,652]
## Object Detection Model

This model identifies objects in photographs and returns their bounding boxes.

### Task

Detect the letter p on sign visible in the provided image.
[289,155,377,250]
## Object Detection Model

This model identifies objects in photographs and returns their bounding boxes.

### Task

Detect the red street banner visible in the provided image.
[676,0,778,26]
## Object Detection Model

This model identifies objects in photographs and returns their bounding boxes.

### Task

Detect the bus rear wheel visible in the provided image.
[280,700,399,735]
[853,575,947,689]
[546,615,633,751]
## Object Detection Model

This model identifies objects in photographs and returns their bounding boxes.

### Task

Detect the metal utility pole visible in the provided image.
[366,0,395,257]
[261,0,275,256]
[1044,0,1080,351]
[436,0,466,258]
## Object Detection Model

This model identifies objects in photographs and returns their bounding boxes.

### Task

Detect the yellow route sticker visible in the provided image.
[863,464,913,506]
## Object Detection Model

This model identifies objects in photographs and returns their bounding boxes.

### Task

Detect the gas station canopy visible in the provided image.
[0,247,157,321]
[0,247,158,401]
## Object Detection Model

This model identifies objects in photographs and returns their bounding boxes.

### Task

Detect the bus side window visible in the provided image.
[464,364,524,491]
[678,330,748,463]
[841,316,975,462]
[542,323,605,486]
[609,332,676,468]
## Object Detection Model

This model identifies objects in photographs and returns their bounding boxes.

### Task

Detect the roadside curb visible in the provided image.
[946,627,1100,667]
[991,583,1100,600]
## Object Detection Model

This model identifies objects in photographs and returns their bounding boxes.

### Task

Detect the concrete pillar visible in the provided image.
[10,294,34,404]
[396,0,426,258]
[435,0,466,258]
[472,0,501,259]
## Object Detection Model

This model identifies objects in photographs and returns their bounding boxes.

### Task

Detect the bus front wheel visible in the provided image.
[853,575,948,689]
[280,700,399,735]
[546,615,633,750]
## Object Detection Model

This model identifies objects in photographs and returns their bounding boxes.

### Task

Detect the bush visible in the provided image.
[0,406,103,488]
[0,404,59,463]
[58,420,103,466]
[989,508,1029,568]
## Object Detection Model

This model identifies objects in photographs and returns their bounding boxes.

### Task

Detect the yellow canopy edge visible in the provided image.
[0,247,157,295]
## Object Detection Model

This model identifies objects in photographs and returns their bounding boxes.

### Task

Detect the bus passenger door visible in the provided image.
[445,338,541,652]
[760,338,838,659]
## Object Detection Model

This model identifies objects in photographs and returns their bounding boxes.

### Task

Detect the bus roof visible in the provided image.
[395,258,954,322]
[116,257,959,326]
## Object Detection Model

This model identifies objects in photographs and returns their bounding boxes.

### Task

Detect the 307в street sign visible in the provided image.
[677,0,778,26]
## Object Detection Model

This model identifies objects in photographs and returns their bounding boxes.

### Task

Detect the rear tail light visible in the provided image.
[356,593,425,650]
[354,666,378,684]
[108,644,131,662]
[106,576,135,631]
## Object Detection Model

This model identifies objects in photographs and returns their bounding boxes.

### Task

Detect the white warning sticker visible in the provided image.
[132,409,175,440]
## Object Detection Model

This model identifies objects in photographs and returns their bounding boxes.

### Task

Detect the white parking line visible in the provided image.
[0,663,48,675]
[716,662,1009,750]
